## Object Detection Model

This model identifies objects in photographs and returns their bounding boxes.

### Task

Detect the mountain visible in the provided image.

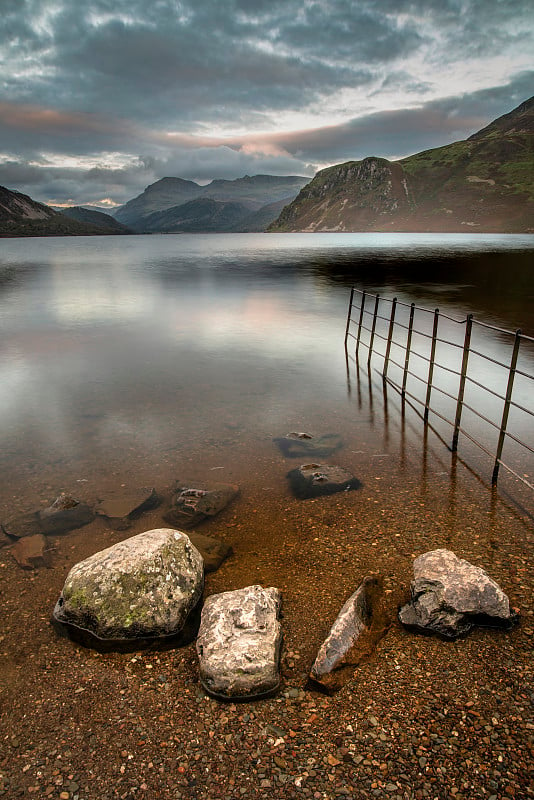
[0,186,126,237]
[269,97,534,233]
[55,206,132,233]
[114,174,310,232]
[141,198,252,233]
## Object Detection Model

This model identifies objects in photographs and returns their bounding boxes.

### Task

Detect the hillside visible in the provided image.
[114,174,309,232]
[270,97,534,233]
[0,186,129,237]
[55,206,132,233]
[141,198,251,233]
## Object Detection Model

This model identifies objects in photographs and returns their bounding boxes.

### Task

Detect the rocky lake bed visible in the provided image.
[1,430,533,800]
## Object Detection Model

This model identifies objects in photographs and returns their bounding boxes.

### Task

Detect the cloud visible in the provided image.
[0,0,532,205]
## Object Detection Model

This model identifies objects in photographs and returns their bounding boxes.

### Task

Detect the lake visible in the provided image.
[1,232,533,521]
[2,233,534,799]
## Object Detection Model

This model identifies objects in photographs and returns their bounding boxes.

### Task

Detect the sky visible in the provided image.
[0,0,532,209]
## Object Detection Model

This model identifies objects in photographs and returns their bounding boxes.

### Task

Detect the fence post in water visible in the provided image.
[367,294,380,367]
[344,286,355,349]
[383,297,397,381]
[451,313,473,452]
[355,291,366,356]
[401,303,415,398]
[492,329,521,486]
[424,308,440,423]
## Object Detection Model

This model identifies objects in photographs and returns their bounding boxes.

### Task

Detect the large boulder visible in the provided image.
[399,549,517,639]
[287,463,361,499]
[196,585,282,699]
[53,528,204,646]
[163,481,238,529]
[309,576,389,694]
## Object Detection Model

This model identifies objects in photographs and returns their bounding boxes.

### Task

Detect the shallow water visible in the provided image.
[1,232,533,518]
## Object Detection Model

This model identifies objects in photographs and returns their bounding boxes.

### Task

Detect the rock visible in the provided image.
[39,493,94,535]
[95,487,160,529]
[399,549,517,639]
[53,528,204,646]
[1,512,42,539]
[287,463,361,499]
[309,576,389,693]
[9,534,49,570]
[187,532,233,573]
[274,432,343,459]
[196,585,282,699]
[163,482,238,529]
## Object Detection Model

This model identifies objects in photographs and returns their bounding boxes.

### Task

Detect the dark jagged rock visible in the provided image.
[274,432,343,459]
[39,493,95,535]
[163,482,238,529]
[187,532,233,573]
[287,463,361,499]
[196,585,282,700]
[10,534,50,570]
[399,549,518,639]
[95,487,160,529]
[53,528,204,647]
[309,576,389,694]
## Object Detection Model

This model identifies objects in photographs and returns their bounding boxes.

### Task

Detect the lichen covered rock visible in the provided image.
[196,585,282,699]
[53,528,204,644]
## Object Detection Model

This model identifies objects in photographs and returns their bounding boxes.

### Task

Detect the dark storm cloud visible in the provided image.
[0,0,532,205]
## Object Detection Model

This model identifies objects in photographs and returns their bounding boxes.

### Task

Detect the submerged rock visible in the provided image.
[287,463,361,499]
[196,585,282,700]
[1,512,42,540]
[274,432,343,459]
[10,534,49,570]
[309,576,389,694]
[53,528,204,646]
[39,493,94,535]
[187,532,233,573]
[399,549,517,639]
[95,487,160,529]
[2,494,94,539]
[163,482,238,529]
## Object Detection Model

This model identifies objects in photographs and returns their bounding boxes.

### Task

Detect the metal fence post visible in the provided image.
[401,303,415,398]
[451,313,473,452]
[383,297,397,381]
[344,286,355,348]
[424,308,440,423]
[367,294,380,367]
[492,329,521,486]
[355,291,366,356]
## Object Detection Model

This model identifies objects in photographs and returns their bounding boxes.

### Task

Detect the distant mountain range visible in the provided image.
[112,174,310,232]
[0,187,131,237]
[269,96,534,233]
[2,97,532,237]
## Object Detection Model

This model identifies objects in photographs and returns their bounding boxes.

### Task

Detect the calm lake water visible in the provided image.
[1,232,534,519]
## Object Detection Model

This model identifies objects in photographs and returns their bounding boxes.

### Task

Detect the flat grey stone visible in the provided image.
[53,528,204,645]
[95,487,160,529]
[1,512,43,539]
[196,585,282,700]
[399,549,516,639]
[287,463,361,499]
[274,432,343,459]
[310,576,389,693]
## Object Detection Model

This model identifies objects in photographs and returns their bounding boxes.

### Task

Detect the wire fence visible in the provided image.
[344,287,534,492]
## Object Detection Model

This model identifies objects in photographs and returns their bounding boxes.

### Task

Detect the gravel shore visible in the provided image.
[1,448,533,800]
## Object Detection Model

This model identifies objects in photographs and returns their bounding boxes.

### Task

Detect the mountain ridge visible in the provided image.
[269,97,534,233]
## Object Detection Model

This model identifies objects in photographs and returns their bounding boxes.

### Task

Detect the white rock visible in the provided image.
[196,585,282,699]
